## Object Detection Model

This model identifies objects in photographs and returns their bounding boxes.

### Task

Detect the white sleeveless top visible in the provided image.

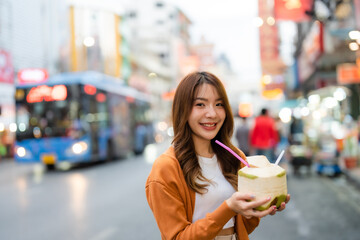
[192,155,235,229]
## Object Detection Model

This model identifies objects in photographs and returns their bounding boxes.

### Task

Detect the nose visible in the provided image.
[205,105,217,118]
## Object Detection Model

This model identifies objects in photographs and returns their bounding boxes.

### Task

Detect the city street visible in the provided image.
[1,142,360,240]
[2,1,360,240]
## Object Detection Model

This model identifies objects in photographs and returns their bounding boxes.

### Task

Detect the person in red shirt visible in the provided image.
[250,108,279,163]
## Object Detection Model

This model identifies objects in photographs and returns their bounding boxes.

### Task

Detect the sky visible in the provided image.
[70,0,263,83]
[166,0,261,80]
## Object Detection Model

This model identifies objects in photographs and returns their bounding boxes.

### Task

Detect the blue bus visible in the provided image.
[14,71,153,169]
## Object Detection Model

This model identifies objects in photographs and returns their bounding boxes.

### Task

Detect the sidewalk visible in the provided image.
[342,167,360,190]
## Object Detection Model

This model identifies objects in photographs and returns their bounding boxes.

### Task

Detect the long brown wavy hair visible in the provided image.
[172,71,245,194]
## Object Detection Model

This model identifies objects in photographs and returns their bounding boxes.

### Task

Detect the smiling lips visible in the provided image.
[200,122,217,130]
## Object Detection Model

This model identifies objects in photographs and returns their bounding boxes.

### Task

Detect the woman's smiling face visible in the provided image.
[188,83,226,146]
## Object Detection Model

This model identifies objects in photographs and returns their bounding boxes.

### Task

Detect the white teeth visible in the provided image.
[202,123,215,127]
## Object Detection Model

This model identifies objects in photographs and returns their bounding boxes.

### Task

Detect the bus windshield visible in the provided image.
[15,84,80,140]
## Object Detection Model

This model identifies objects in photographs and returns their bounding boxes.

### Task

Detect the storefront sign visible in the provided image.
[274,0,312,22]
[258,0,284,75]
[18,69,48,84]
[298,21,324,82]
[337,63,360,84]
[261,74,285,99]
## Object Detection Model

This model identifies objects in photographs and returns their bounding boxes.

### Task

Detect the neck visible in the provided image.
[194,139,213,158]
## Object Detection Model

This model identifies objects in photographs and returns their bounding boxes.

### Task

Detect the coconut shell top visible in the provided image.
[239,155,286,178]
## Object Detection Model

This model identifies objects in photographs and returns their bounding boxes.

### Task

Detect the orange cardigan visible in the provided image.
[145,146,260,240]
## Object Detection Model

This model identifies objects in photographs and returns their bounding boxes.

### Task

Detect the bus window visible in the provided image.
[16,84,80,140]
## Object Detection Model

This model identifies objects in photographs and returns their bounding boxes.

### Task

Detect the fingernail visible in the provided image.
[267,197,271,200]
[250,195,255,198]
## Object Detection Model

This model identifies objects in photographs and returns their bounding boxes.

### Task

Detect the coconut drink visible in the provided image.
[238,155,287,211]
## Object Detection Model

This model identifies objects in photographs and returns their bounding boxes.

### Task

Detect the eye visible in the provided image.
[216,102,224,107]
[195,102,205,107]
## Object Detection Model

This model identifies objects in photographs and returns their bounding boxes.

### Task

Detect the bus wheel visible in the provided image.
[46,164,55,171]
[107,141,114,161]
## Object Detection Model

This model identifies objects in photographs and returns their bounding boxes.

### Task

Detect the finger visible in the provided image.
[245,204,275,218]
[256,206,276,218]
[279,202,286,211]
[246,196,271,209]
[243,214,253,219]
[234,192,256,201]
[269,206,277,215]
[242,209,259,219]
[285,194,291,203]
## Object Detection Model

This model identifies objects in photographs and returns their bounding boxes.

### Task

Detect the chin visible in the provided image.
[204,134,218,141]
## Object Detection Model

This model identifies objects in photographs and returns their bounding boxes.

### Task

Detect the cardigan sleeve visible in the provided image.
[146,179,237,240]
[242,215,260,234]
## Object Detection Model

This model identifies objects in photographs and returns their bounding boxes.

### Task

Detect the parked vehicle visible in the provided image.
[315,143,342,178]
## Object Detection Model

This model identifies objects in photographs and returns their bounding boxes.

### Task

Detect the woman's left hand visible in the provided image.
[269,194,290,215]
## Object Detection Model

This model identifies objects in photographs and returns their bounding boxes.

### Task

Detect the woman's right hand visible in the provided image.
[226,192,275,219]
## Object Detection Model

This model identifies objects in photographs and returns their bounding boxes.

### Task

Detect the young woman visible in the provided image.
[146,72,290,240]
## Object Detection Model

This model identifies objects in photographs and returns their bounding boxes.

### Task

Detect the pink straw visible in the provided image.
[215,140,250,167]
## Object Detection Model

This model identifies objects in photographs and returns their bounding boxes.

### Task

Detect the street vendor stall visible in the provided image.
[303,86,357,176]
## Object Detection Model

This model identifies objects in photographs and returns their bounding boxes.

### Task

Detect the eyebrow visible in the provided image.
[194,97,223,101]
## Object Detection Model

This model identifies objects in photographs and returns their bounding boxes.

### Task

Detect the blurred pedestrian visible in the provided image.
[134,123,147,155]
[288,117,304,145]
[250,108,279,163]
[145,72,289,240]
[235,117,250,156]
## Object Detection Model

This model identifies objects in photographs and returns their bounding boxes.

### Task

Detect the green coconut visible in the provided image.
[238,155,287,211]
